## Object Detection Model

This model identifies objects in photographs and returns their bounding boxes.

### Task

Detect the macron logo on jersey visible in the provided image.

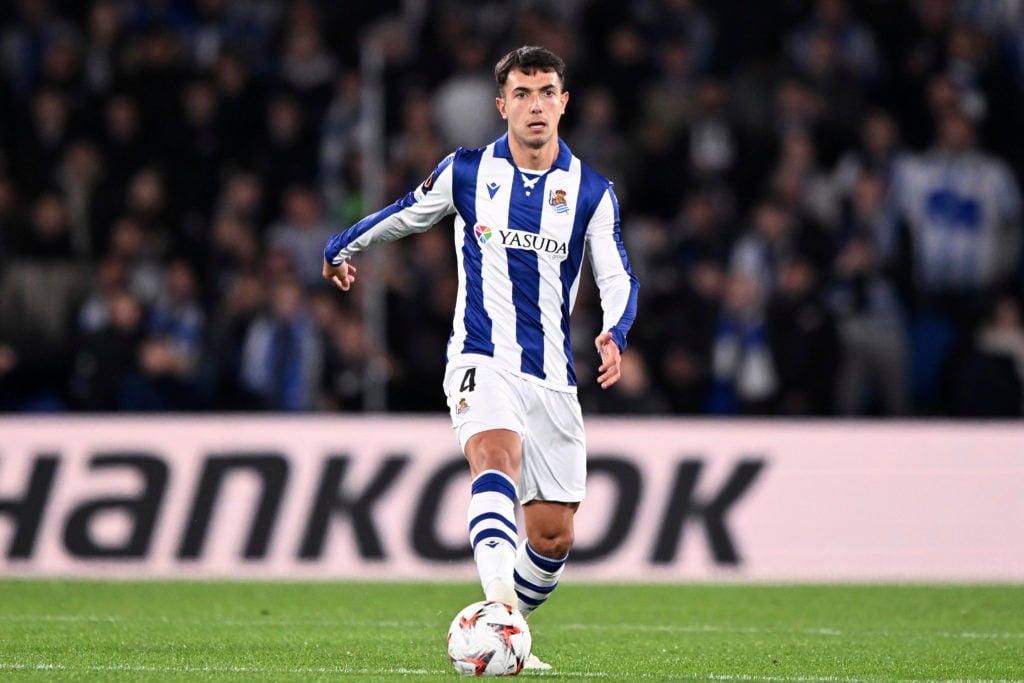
[475,224,568,258]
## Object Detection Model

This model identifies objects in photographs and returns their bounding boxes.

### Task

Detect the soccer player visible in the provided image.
[322,45,639,669]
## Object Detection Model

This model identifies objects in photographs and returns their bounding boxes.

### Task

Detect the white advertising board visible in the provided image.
[0,416,1020,582]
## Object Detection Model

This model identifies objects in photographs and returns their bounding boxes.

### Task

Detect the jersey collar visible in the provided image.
[493,134,572,172]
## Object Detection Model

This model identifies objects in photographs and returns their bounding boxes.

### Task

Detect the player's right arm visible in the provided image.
[323,153,457,291]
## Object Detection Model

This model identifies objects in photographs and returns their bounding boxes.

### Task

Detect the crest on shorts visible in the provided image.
[549,189,569,214]
[457,398,470,415]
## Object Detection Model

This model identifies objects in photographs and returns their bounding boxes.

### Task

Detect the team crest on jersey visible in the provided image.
[457,398,470,415]
[475,224,493,244]
[549,189,569,214]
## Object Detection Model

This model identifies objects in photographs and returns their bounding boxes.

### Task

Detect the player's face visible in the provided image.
[496,68,568,151]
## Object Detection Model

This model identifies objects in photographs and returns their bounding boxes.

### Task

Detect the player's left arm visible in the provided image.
[586,185,640,389]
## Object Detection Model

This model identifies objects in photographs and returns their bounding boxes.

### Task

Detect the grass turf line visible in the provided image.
[0,581,1021,681]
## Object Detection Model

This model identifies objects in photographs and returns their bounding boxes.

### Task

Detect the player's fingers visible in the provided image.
[599,367,620,389]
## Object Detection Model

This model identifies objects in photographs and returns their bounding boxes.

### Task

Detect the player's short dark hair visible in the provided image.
[494,46,566,95]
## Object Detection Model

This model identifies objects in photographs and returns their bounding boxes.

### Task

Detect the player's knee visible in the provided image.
[466,431,522,478]
[474,445,518,475]
[530,530,573,560]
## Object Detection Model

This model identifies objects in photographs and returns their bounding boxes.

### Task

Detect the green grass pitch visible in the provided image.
[0,580,1021,681]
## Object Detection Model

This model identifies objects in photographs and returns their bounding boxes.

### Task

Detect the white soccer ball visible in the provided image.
[447,600,532,676]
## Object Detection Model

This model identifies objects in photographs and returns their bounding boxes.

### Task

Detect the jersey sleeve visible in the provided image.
[586,185,640,352]
[324,154,457,264]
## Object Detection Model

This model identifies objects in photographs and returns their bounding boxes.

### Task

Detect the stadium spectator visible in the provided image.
[131,257,206,410]
[390,91,445,194]
[164,74,224,220]
[254,93,318,220]
[830,107,908,205]
[784,0,882,88]
[7,189,75,260]
[0,0,78,95]
[890,107,1022,409]
[565,86,623,183]
[206,269,266,409]
[644,0,716,77]
[730,199,797,297]
[0,189,81,410]
[767,255,840,416]
[240,275,323,411]
[68,287,146,410]
[275,6,335,123]
[683,77,740,200]
[653,261,723,413]
[830,172,911,416]
[15,87,71,195]
[707,271,777,415]
[187,0,266,72]
[55,139,103,258]
[266,184,334,288]
[642,39,698,138]
[319,307,392,413]
[213,48,266,168]
[206,211,260,302]
[950,294,1024,417]
[318,68,363,221]
[82,0,125,97]
[432,38,504,150]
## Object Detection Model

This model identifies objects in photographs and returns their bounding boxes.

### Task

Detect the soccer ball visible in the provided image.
[447,600,532,676]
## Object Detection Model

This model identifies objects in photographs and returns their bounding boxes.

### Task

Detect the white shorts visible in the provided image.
[444,360,587,504]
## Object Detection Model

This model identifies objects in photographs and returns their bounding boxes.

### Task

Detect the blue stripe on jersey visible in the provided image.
[607,189,639,352]
[451,148,495,357]
[323,191,416,262]
[508,171,546,379]
[560,166,610,385]
[470,470,516,500]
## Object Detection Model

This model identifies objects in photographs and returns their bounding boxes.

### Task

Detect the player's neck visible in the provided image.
[508,135,559,171]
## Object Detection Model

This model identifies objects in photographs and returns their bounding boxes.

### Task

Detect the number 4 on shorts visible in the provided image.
[460,368,476,392]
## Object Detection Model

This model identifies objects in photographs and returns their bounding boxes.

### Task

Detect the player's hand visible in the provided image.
[323,259,357,291]
[595,331,622,390]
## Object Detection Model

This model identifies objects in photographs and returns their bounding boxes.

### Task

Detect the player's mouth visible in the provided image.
[527,120,547,131]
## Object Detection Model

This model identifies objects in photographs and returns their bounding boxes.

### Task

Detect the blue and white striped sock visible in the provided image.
[467,470,518,604]
[514,540,568,618]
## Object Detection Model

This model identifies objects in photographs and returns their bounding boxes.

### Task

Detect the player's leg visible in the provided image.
[514,385,585,621]
[515,500,577,618]
[446,364,527,607]
[464,428,522,606]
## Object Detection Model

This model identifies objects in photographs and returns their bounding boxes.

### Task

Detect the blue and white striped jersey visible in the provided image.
[891,149,1021,292]
[324,134,639,393]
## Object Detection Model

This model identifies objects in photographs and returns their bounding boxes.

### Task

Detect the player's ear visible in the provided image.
[560,90,569,114]
[496,96,507,119]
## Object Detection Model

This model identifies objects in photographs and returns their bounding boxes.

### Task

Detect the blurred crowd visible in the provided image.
[1,0,1023,417]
